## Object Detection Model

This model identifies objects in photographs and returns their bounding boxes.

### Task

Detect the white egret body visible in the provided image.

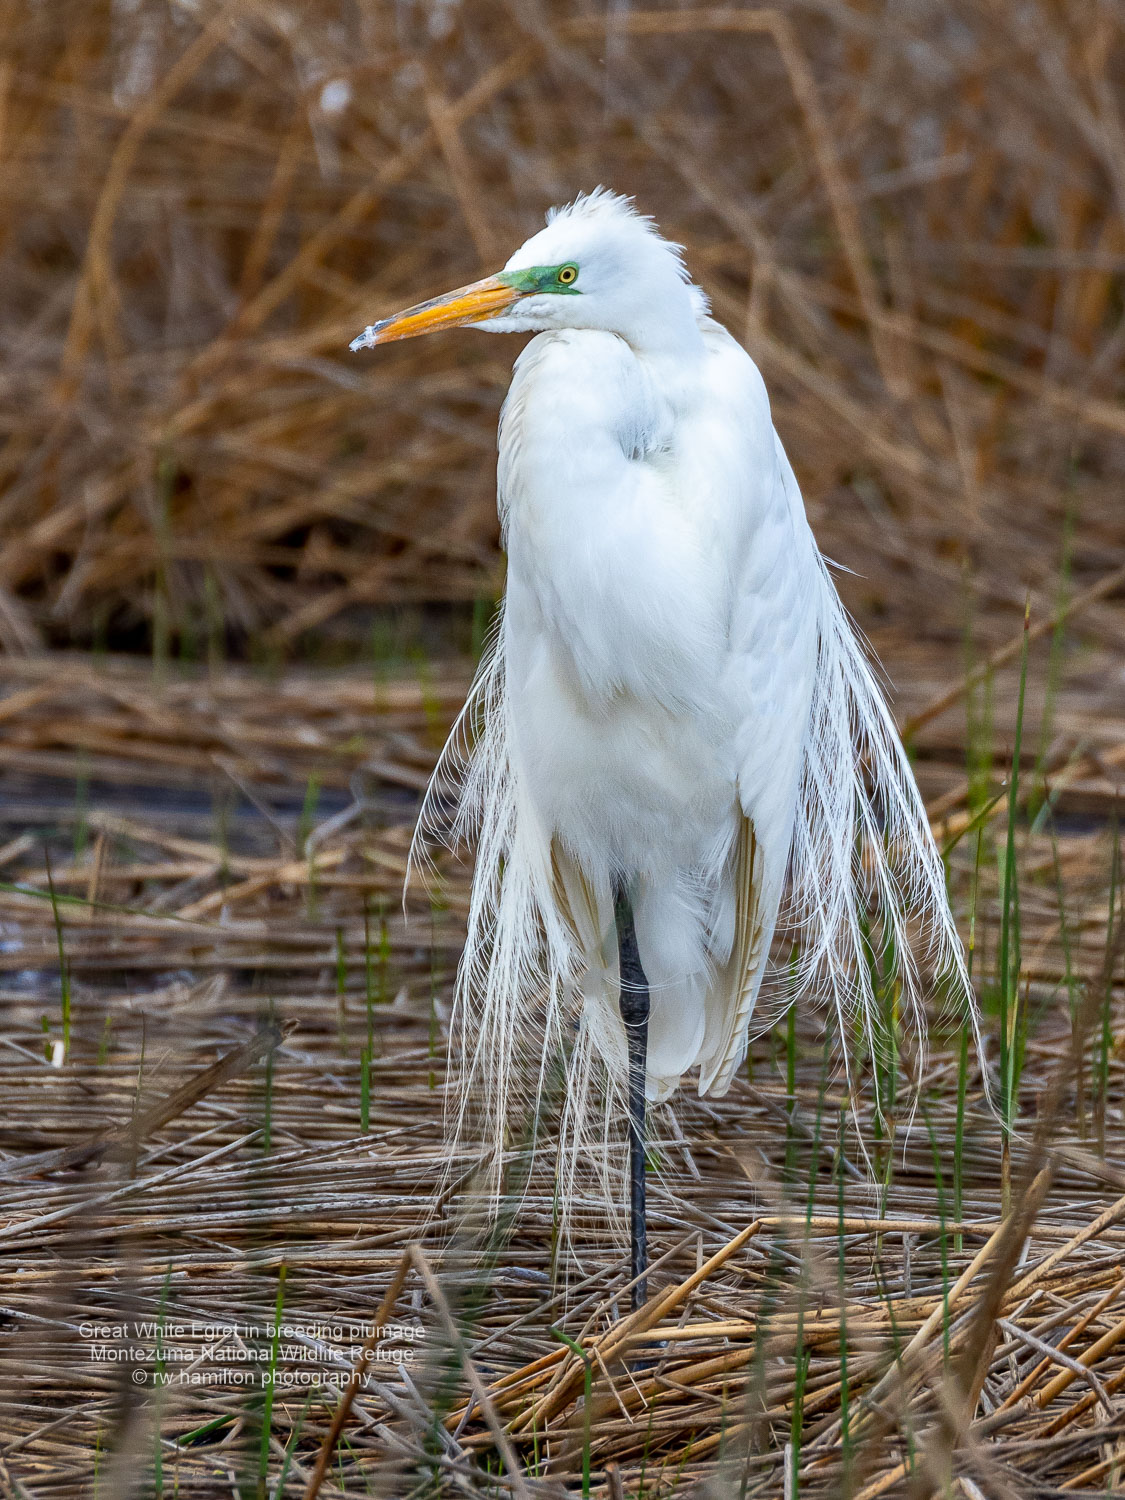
[352,191,978,1275]
[496,293,811,1100]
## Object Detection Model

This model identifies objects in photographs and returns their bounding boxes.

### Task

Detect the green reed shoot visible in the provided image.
[668,1433,697,1493]
[152,1265,172,1497]
[272,1389,313,1499]
[428,897,441,1088]
[955,823,985,1244]
[788,1209,811,1498]
[924,1107,953,1367]
[551,1329,592,1498]
[789,1344,810,1496]
[45,848,70,1060]
[636,1404,659,1500]
[963,618,995,817]
[258,1264,287,1496]
[176,1412,237,1446]
[212,784,233,885]
[529,1413,541,1478]
[807,1034,832,1230]
[1096,816,1120,1154]
[835,1111,851,1483]
[954,1028,968,1250]
[360,1055,371,1135]
[1048,825,1084,1133]
[784,997,798,1185]
[336,927,348,1056]
[97,1013,113,1067]
[857,906,898,1205]
[747,1245,785,1457]
[997,602,1031,1209]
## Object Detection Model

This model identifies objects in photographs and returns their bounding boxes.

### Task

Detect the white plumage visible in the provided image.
[353,189,980,1211]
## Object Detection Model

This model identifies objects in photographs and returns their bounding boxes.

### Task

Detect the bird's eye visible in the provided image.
[557,264,578,285]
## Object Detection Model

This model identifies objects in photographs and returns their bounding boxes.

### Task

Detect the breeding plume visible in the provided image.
[352,190,979,1302]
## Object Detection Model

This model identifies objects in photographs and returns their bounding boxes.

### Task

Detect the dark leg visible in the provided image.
[613,879,650,1310]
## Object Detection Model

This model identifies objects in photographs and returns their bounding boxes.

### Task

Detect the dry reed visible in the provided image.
[0,1,1123,1495]
[0,0,1122,656]
[0,635,1119,1494]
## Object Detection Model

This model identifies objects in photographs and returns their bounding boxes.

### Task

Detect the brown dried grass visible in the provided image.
[0,635,1120,1495]
[0,0,1122,656]
[1,2,1125,1496]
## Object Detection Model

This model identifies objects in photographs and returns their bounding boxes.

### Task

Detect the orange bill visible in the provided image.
[350,275,522,350]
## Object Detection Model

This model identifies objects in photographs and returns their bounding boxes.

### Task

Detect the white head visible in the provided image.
[351,189,707,358]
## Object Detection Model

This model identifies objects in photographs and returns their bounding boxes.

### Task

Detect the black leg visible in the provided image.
[613,880,650,1311]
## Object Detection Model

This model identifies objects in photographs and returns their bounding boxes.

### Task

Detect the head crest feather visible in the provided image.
[546,188,693,286]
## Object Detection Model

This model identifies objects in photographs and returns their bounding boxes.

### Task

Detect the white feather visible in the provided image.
[409,190,983,1216]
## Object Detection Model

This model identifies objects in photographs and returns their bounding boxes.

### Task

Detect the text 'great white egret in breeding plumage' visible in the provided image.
[352,190,982,1306]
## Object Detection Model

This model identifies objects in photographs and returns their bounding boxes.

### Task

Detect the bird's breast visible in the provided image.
[499,331,726,713]
[497,333,738,870]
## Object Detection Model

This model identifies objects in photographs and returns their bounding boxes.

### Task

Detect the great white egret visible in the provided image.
[352,189,980,1305]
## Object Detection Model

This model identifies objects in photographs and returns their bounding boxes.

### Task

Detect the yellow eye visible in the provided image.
[558,264,578,285]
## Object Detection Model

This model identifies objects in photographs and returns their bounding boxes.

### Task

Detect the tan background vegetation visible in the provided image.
[2,5,1125,1495]
[3,0,1122,660]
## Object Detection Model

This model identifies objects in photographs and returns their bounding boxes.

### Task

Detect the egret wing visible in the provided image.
[689,324,821,1093]
[694,326,982,1103]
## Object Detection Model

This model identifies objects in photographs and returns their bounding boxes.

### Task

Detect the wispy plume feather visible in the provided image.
[412,553,986,1227]
[779,550,987,1107]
